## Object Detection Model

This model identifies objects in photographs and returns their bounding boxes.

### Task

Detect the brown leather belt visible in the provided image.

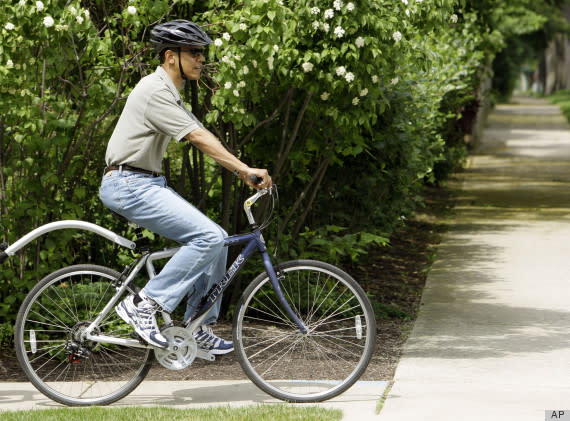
[104,164,161,177]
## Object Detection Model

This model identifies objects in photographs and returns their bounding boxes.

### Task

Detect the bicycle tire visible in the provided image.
[14,264,153,406]
[233,259,376,402]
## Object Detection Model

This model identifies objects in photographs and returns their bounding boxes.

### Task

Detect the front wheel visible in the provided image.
[233,260,376,402]
[14,264,153,406]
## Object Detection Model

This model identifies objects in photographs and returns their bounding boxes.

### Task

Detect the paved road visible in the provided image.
[379,96,570,421]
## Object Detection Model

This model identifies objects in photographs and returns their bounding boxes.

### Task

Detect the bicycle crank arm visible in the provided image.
[196,349,215,361]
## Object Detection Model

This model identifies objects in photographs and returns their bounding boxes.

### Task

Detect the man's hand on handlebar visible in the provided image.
[243,169,272,190]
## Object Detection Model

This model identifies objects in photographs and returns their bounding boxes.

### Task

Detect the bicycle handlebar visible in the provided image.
[248,175,264,186]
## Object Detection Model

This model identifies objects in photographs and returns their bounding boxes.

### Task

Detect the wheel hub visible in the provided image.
[154,326,198,370]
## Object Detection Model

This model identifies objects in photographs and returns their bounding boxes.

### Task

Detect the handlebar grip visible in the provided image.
[248,175,264,186]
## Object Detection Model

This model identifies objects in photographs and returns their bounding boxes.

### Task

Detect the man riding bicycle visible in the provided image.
[99,19,272,353]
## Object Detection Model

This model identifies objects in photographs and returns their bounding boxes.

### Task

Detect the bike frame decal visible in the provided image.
[187,229,307,333]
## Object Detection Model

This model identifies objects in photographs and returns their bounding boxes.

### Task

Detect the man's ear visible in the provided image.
[164,49,176,64]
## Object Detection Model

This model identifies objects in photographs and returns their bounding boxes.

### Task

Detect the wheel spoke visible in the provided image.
[236,261,376,402]
[15,265,152,406]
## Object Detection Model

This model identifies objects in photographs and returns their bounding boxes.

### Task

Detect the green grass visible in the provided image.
[0,405,342,421]
[549,89,570,124]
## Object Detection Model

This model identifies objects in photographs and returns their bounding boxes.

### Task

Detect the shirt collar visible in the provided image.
[155,65,182,100]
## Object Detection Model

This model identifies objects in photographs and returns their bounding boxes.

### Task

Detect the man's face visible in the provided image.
[179,47,205,80]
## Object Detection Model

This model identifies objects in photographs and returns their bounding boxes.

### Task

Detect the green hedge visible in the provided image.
[0,0,564,339]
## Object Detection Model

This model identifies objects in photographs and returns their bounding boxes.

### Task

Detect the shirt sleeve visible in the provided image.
[144,87,204,141]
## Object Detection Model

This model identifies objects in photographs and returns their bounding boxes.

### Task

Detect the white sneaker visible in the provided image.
[115,294,169,348]
[193,325,234,355]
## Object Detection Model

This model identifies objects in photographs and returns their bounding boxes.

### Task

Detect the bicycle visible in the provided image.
[1,185,376,406]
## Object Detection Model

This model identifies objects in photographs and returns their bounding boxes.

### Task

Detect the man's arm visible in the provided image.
[185,128,272,188]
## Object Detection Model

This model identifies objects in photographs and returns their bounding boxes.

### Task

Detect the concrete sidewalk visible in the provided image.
[379,96,570,421]
[0,380,387,420]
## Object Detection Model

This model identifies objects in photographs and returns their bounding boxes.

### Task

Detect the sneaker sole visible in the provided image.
[209,347,234,355]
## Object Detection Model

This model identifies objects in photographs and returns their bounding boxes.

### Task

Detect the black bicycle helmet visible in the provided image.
[150,19,213,53]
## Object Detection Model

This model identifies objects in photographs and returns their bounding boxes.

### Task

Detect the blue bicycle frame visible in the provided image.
[187,227,308,334]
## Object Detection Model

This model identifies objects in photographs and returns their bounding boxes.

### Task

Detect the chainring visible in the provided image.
[154,326,198,370]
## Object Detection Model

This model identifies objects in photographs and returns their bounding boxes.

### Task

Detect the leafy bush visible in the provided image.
[1,0,565,332]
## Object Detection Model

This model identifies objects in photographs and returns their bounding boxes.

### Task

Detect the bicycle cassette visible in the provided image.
[154,326,198,370]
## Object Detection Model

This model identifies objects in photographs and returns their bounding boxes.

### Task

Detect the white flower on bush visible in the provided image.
[355,36,365,48]
[334,26,345,38]
[345,72,355,83]
[302,62,314,72]
[222,32,231,41]
[336,66,346,76]
[18,0,26,6]
[84,10,90,18]
[76,15,84,24]
[5,22,15,30]
[347,2,355,11]
[43,16,54,27]
[310,6,320,15]
[273,45,279,52]
[239,23,247,31]
[237,81,246,88]
[320,92,330,101]
[36,1,44,11]
[352,97,359,105]
[333,0,343,11]
[267,56,274,70]
[214,38,223,47]
[312,20,319,30]
[322,23,330,32]
[392,31,402,42]
[69,6,77,15]
[372,75,378,83]
[324,9,334,19]
[451,14,458,23]
[360,88,368,96]
[391,77,399,85]
[233,89,239,97]
[127,6,136,15]
[405,9,410,17]
[401,0,408,4]
[252,59,258,68]
[6,59,14,68]
[224,82,232,89]
[242,65,249,75]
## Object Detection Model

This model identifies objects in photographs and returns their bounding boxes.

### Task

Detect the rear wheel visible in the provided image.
[233,260,376,402]
[14,264,153,406]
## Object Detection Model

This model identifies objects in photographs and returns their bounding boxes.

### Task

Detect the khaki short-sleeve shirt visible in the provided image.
[104,66,204,173]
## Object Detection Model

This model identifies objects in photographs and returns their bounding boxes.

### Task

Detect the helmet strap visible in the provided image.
[177,47,188,81]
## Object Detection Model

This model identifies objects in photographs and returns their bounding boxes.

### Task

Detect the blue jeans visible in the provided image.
[99,169,227,324]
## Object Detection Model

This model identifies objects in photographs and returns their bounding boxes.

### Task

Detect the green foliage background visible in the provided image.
[0,0,567,340]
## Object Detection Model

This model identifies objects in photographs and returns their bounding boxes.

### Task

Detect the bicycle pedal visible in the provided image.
[196,348,215,361]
